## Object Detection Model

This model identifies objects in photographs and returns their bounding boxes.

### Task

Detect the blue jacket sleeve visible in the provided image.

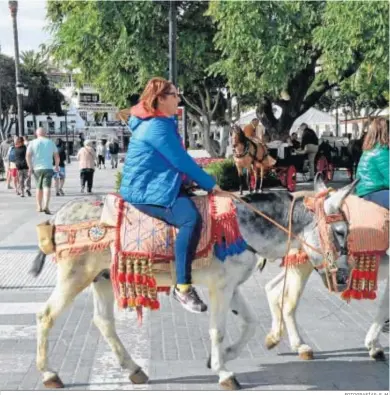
[142,118,216,191]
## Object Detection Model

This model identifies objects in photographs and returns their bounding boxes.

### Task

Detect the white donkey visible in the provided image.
[263,179,389,362]
[30,178,357,390]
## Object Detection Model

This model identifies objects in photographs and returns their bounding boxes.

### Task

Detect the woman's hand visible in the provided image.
[212,185,232,198]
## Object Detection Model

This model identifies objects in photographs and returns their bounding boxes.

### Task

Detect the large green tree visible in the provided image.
[208,1,389,140]
[46,0,230,156]
[0,53,64,140]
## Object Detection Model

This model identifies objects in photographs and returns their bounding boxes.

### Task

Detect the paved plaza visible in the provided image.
[0,159,388,390]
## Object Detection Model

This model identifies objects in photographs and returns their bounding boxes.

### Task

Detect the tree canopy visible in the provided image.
[46,0,389,148]
[0,52,64,139]
[208,0,389,139]
[46,0,230,155]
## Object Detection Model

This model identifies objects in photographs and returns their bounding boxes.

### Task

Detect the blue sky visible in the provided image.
[0,0,50,57]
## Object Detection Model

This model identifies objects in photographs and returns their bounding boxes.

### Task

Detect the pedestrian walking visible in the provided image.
[96,140,106,169]
[54,138,66,196]
[297,123,319,181]
[77,139,96,193]
[0,135,13,189]
[26,128,60,215]
[7,138,19,194]
[108,138,120,168]
[14,136,31,197]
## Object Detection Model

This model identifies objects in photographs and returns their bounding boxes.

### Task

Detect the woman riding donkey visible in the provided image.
[120,77,227,313]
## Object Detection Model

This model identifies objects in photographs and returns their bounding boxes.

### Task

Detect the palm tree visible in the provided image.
[20,50,47,74]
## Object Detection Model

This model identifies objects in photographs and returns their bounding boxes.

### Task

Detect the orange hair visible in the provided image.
[140,77,173,113]
[362,117,389,150]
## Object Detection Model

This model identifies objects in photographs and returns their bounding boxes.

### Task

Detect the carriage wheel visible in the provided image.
[286,165,297,192]
[316,156,330,181]
[328,163,335,181]
[278,168,287,187]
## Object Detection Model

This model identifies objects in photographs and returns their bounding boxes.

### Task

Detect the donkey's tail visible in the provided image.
[30,250,47,277]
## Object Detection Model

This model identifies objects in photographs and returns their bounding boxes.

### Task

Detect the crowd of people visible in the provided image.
[0,130,122,214]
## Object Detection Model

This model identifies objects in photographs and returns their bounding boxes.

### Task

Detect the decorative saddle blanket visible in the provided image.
[101,193,247,311]
[286,194,389,301]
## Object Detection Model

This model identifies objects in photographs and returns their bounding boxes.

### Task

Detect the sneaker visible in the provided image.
[59,189,65,196]
[56,192,61,197]
[26,190,31,197]
[81,188,85,193]
[172,286,207,313]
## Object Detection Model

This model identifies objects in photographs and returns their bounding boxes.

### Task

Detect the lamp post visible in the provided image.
[333,86,340,137]
[9,1,24,136]
[15,83,28,135]
[62,103,71,163]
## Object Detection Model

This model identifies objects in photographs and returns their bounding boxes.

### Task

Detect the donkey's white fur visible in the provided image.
[35,179,358,388]
[264,244,389,360]
[36,247,260,387]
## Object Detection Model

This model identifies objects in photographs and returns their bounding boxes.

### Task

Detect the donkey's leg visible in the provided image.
[37,258,97,388]
[223,288,258,363]
[208,284,241,390]
[91,278,148,383]
[365,274,389,361]
[264,270,285,349]
[280,264,314,359]
[265,263,314,359]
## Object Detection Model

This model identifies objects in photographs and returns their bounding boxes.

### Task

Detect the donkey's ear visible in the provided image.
[324,178,360,214]
[314,173,327,193]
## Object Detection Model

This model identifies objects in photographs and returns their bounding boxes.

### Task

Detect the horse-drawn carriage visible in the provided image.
[316,137,355,181]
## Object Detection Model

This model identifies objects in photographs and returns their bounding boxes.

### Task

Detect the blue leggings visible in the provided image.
[362,189,389,210]
[133,195,202,285]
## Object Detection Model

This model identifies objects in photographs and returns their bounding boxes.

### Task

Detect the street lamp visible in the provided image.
[62,103,71,164]
[333,86,340,137]
[9,1,24,136]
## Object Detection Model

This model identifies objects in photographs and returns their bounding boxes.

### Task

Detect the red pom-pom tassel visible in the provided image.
[150,299,160,310]
[135,295,145,306]
[367,291,376,300]
[118,272,126,283]
[147,277,157,287]
[126,273,134,283]
[134,274,142,284]
[119,298,128,308]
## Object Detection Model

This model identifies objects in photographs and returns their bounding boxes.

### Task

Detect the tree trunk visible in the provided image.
[187,119,197,149]
[220,125,230,158]
[202,119,219,158]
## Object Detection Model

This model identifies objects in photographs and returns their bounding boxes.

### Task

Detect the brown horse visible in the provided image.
[231,125,276,195]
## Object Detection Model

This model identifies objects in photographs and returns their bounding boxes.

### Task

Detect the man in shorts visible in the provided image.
[26,128,60,215]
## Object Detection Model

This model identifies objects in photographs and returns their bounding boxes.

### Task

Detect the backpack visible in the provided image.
[8,147,16,162]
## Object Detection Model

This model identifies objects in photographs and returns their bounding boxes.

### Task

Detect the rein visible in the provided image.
[226,192,323,255]
[226,189,345,295]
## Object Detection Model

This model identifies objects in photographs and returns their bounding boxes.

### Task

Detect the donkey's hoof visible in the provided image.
[130,368,149,384]
[43,374,64,389]
[265,334,279,350]
[371,350,386,361]
[299,350,314,360]
[220,376,242,390]
[206,355,211,369]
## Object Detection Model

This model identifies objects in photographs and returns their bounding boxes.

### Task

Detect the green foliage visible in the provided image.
[0,53,64,137]
[207,1,389,138]
[204,159,239,191]
[46,1,224,107]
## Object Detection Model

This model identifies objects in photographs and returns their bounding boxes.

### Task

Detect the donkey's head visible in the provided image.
[303,175,359,291]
